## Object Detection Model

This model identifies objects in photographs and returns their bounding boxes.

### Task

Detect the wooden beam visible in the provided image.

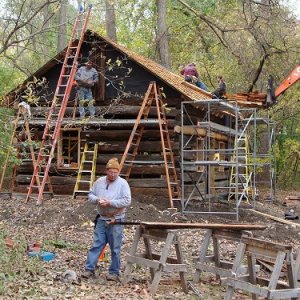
[120,221,266,231]
[249,209,300,228]
[174,125,229,142]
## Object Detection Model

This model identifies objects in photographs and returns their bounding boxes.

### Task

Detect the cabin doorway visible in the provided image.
[57,128,81,169]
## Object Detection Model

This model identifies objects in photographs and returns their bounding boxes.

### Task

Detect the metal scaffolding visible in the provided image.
[180,99,275,220]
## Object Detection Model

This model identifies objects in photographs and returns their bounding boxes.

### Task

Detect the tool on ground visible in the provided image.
[26,7,92,204]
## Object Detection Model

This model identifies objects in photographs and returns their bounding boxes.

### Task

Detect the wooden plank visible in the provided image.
[119,222,266,231]
[81,129,175,141]
[223,278,269,297]
[249,209,300,228]
[268,289,300,298]
[126,254,159,270]
[243,236,292,252]
[29,105,178,118]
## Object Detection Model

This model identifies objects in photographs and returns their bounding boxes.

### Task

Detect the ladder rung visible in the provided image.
[79,170,93,173]
[74,190,89,193]
[78,180,91,183]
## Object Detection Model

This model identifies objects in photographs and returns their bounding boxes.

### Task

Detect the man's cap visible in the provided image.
[106,157,121,171]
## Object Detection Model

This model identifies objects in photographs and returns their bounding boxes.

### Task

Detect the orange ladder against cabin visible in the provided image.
[26,7,92,204]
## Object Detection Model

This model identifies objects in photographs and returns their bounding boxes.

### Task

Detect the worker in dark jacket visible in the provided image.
[180,63,208,91]
[212,76,227,99]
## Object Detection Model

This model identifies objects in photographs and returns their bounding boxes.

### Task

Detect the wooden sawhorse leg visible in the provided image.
[123,226,142,284]
[224,236,300,300]
[123,226,188,296]
[194,229,252,284]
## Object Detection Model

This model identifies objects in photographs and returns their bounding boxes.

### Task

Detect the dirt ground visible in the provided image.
[1,189,300,299]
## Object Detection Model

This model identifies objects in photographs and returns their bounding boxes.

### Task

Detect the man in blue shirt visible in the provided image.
[75,60,99,118]
[82,158,131,281]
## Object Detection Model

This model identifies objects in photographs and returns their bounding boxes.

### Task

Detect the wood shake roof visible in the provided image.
[90,31,212,101]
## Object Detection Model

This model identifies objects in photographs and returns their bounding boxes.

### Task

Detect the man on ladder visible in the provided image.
[74,60,98,118]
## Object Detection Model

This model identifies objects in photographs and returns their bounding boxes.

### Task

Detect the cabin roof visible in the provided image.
[6,30,211,104]
[90,31,212,101]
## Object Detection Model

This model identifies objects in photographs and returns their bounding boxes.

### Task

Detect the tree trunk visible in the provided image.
[76,0,83,39]
[157,0,170,69]
[57,0,68,52]
[105,0,117,42]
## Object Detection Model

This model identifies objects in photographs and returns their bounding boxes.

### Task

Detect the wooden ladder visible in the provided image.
[0,110,21,192]
[120,81,180,208]
[26,7,92,204]
[0,110,53,195]
[73,143,98,198]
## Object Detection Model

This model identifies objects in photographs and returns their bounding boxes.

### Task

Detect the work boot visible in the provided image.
[106,273,120,282]
[81,270,95,279]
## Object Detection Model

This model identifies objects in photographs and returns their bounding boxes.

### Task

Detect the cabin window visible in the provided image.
[57,128,81,169]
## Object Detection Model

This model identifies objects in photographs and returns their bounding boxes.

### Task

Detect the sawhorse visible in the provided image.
[123,225,188,295]
[223,236,300,299]
[193,229,253,283]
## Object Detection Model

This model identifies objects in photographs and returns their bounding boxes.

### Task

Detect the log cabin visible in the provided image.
[3,30,266,203]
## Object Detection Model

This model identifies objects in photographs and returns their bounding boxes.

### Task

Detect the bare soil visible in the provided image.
[1,189,300,299]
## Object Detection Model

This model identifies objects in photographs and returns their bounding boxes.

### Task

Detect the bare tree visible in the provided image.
[0,0,60,56]
[157,0,170,69]
[105,0,117,42]
[176,0,298,92]
[57,0,68,52]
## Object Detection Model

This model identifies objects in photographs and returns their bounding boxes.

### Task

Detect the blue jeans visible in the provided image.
[77,87,95,117]
[196,81,209,91]
[85,219,124,275]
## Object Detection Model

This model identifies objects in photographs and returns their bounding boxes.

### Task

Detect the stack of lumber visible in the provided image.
[227,91,267,107]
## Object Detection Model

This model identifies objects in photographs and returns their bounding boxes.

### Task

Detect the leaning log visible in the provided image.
[174,125,229,142]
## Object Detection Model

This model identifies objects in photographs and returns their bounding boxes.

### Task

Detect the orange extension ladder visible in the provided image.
[120,82,180,208]
[26,7,92,204]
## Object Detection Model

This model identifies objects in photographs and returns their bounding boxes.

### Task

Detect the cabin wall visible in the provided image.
[12,37,230,198]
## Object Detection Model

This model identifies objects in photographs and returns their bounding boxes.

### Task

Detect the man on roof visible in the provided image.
[180,63,208,91]
[74,60,99,118]
[212,76,227,99]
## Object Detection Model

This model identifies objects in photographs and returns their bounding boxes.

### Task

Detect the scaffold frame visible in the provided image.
[180,99,275,220]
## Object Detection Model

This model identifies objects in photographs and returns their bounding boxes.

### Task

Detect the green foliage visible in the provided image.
[0,62,24,97]
[275,135,300,189]
[0,108,17,168]
[0,231,42,295]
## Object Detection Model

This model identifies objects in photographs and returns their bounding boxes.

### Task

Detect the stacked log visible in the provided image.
[227,91,267,107]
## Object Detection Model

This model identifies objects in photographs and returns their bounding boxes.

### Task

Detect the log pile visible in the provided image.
[227,91,267,107]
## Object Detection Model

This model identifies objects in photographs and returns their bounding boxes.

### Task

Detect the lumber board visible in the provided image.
[249,209,300,228]
[120,221,266,230]
[30,105,178,118]
[22,118,177,129]
[80,129,175,140]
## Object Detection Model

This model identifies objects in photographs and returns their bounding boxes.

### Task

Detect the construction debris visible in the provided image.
[227,91,266,106]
